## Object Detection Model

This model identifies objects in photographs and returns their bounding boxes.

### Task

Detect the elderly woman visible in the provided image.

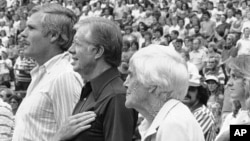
[124,44,205,141]
[215,55,250,141]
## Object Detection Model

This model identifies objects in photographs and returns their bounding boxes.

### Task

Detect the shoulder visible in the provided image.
[104,76,126,95]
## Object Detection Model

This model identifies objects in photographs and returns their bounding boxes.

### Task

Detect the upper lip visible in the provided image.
[71,56,78,60]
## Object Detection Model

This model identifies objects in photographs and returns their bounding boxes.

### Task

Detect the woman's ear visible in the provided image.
[148,85,157,94]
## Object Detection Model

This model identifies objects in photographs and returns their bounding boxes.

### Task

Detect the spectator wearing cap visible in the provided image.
[203,57,226,85]
[183,71,216,141]
[206,75,224,133]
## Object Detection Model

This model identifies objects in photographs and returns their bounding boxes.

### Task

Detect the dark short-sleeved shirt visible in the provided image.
[69,68,138,141]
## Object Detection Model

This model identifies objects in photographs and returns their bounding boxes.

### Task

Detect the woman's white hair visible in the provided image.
[129,44,189,101]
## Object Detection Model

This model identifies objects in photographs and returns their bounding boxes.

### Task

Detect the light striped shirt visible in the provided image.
[0,99,14,141]
[12,52,83,141]
[193,105,216,141]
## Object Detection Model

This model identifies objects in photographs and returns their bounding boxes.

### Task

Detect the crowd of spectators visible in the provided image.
[0,0,250,140]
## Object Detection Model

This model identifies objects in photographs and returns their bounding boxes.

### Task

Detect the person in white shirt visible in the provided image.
[236,27,250,55]
[189,38,207,71]
[12,4,95,141]
[124,44,205,141]
[0,50,12,82]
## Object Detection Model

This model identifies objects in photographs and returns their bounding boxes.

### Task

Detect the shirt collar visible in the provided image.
[89,67,121,100]
[139,99,181,139]
[31,52,70,75]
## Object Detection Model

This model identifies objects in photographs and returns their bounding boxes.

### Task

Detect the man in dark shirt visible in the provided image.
[55,17,138,141]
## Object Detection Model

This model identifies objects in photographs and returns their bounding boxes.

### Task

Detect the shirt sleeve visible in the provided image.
[51,71,83,128]
[103,94,138,141]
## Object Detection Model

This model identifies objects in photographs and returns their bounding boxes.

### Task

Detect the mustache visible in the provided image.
[185,94,191,99]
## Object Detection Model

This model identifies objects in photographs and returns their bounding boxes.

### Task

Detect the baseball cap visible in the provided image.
[205,75,219,83]
[189,73,201,87]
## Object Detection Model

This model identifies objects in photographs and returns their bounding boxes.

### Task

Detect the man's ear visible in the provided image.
[95,46,104,59]
[50,32,60,43]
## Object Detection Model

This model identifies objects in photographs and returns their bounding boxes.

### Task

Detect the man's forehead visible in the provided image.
[27,12,43,24]
[74,27,92,41]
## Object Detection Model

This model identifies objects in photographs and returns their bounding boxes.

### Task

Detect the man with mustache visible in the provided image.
[183,73,216,141]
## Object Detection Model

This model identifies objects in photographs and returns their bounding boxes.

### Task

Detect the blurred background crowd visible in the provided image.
[0,0,250,140]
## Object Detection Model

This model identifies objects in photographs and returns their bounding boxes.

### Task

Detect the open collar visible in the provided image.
[140,99,181,140]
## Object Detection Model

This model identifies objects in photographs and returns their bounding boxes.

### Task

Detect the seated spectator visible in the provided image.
[141,31,152,48]
[236,27,250,56]
[230,10,243,38]
[173,38,184,53]
[14,50,36,91]
[8,94,22,115]
[189,38,207,71]
[168,30,179,48]
[203,57,225,85]
[183,36,193,52]
[0,88,14,103]
[180,50,199,77]
[200,11,216,42]
[152,26,166,45]
[206,42,221,62]
[214,14,230,41]
[0,50,12,83]
[0,81,11,89]
[220,34,238,78]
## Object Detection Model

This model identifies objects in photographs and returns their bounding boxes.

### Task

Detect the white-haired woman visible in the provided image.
[124,44,205,141]
[215,55,250,141]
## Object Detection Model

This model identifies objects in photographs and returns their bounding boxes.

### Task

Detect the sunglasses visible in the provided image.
[188,86,198,92]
